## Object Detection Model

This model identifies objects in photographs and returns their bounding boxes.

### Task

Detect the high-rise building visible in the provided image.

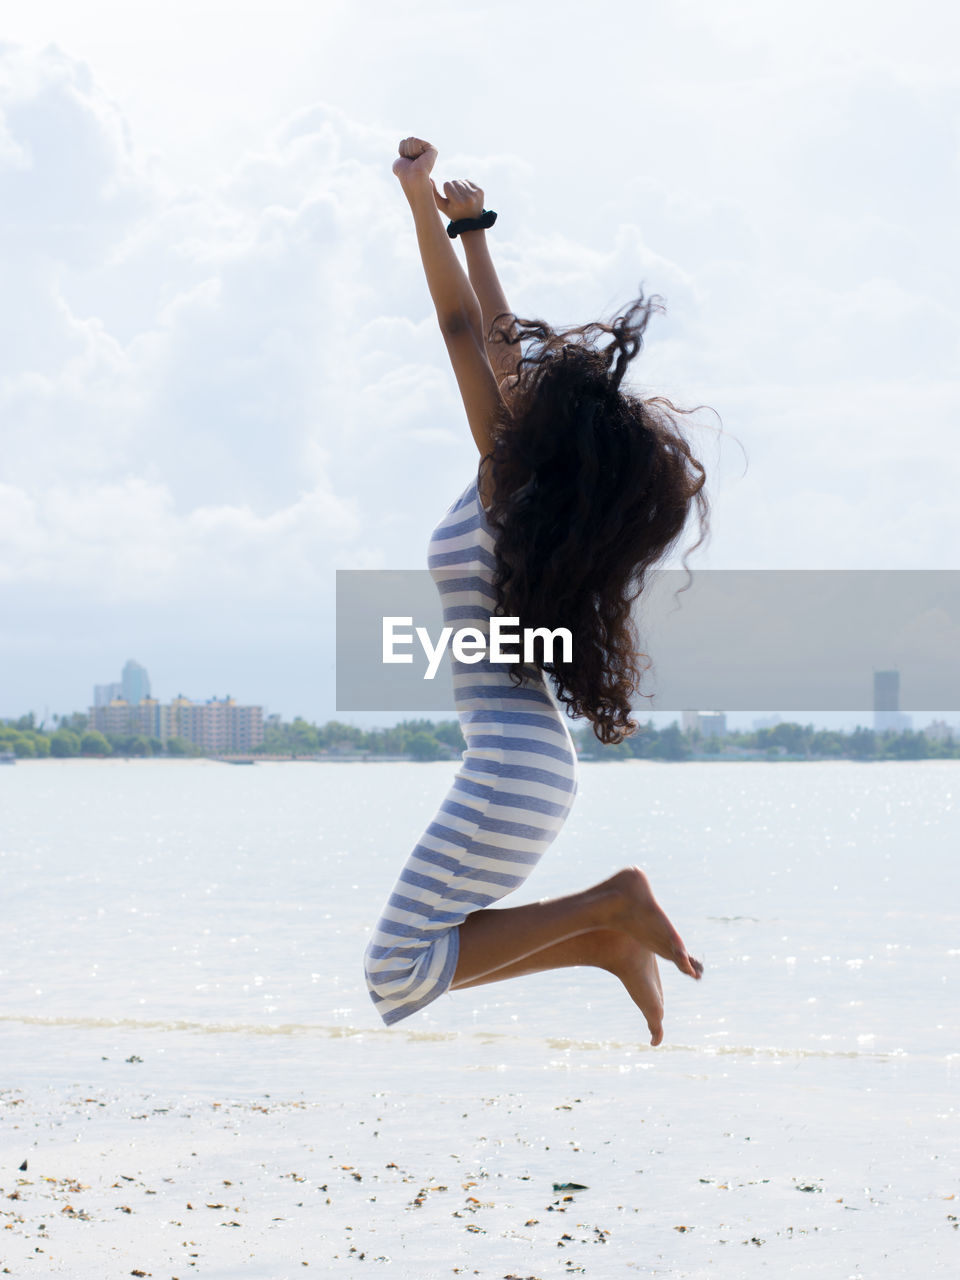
[873,669,912,732]
[681,709,699,736]
[122,660,151,705]
[134,698,176,741]
[89,694,263,751]
[698,711,727,738]
[873,669,899,713]
[94,682,123,707]
[680,709,727,738]
[171,696,263,751]
[94,660,150,709]
[923,719,957,741]
[90,699,134,736]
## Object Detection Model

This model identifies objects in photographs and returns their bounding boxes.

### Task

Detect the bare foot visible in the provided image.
[600,866,703,980]
[599,930,665,1046]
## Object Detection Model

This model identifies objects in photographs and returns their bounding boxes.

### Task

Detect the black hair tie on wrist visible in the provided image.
[446,209,497,239]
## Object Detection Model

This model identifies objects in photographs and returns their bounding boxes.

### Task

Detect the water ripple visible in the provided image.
[0,1013,934,1062]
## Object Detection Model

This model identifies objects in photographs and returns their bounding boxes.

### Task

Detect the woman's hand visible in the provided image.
[392,136,438,190]
[432,178,484,222]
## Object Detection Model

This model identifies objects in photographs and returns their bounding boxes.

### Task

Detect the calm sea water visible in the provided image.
[1,758,957,1055]
[2,758,958,1277]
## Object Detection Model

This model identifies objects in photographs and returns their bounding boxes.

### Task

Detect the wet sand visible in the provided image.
[2,1021,957,1278]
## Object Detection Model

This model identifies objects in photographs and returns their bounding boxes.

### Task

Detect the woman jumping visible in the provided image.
[363,137,708,1046]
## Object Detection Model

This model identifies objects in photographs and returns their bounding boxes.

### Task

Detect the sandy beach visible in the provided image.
[2,1018,958,1278]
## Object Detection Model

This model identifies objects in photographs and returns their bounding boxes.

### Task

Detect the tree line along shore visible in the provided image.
[2,712,957,762]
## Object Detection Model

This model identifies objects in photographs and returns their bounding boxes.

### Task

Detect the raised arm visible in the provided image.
[394,137,505,462]
[434,179,521,384]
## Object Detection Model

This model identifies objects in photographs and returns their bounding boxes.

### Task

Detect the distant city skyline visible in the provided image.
[94,658,151,708]
[2,653,957,739]
[90,659,249,718]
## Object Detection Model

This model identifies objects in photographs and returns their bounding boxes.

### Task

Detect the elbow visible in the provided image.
[438,307,480,340]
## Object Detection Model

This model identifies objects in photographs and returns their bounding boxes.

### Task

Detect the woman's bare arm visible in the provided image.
[434,177,521,384]
[394,139,484,340]
[394,138,505,459]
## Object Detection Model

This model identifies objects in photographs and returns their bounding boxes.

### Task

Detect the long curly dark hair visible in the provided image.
[481,290,711,745]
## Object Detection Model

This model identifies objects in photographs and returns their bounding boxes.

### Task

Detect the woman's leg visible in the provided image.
[451,925,668,1046]
[451,865,702,987]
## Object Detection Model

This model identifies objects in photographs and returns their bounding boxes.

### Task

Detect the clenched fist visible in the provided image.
[392,136,438,188]
[432,178,484,222]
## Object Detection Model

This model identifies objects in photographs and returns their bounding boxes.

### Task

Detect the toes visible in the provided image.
[648,1021,663,1047]
[672,945,704,979]
[673,946,696,977]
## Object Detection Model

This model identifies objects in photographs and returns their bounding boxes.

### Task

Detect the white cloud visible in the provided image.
[0,476,363,597]
[0,11,957,718]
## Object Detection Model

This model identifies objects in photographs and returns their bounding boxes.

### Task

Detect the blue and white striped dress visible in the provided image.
[363,472,580,1025]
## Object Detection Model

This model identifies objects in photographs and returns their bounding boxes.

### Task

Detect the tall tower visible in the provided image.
[873,669,910,732]
[121,660,151,706]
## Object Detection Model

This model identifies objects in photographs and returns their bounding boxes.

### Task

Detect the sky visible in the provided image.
[1,0,958,729]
